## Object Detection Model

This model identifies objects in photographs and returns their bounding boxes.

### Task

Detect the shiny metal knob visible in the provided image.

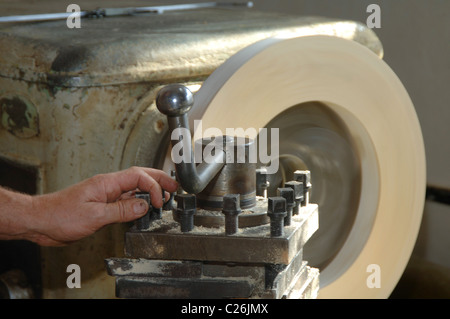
[156,84,194,117]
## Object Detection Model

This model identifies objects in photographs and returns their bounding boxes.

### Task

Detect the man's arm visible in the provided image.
[0,167,178,246]
[0,186,34,242]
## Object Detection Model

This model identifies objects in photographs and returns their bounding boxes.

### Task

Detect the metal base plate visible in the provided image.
[106,250,319,299]
[124,204,318,265]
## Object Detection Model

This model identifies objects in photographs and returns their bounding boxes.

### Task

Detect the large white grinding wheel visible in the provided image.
[188,35,426,298]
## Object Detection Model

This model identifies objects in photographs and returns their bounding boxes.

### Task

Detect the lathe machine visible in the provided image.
[0,2,425,299]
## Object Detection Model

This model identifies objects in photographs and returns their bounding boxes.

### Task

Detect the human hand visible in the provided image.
[27,167,178,246]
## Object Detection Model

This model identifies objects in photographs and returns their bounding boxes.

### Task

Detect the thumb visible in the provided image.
[103,198,149,224]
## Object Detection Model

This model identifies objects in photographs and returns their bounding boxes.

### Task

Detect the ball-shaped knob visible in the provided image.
[156,84,194,117]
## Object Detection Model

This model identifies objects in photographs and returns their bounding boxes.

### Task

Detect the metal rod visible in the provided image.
[167,112,225,194]
[0,12,88,23]
[156,84,226,195]
[0,2,253,23]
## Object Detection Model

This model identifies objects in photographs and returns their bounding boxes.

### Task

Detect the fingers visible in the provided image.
[117,190,137,201]
[163,190,171,203]
[102,190,174,226]
[133,168,177,208]
[101,167,178,208]
[103,198,149,225]
[139,168,178,194]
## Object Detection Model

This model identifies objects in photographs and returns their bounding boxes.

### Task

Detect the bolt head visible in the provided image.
[294,170,311,187]
[176,194,196,212]
[284,181,304,200]
[256,167,269,187]
[268,197,287,216]
[156,84,194,117]
[135,192,150,203]
[277,188,295,207]
[223,194,241,213]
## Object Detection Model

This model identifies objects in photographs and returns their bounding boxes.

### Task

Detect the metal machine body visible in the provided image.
[0,5,382,298]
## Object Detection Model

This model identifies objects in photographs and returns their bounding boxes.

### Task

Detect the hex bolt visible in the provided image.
[256,167,270,198]
[152,188,164,220]
[277,188,295,226]
[294,170,311,206]
[171,169,184,195]
[284,181,304,215]
[135,192,151,230]
[176,194,196,233]
[222,194,242,235]
[163,191,175,211]
[267,197,287,237]
[163,170,177,211]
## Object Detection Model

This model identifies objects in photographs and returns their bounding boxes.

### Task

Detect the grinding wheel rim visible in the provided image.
[190,35,426,298]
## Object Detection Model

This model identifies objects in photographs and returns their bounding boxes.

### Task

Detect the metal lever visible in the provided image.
[156,84,225,194]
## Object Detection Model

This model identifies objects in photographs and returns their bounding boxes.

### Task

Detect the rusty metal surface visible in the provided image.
[106,245,317,298]
[125,204,318,264]
[0,10,383,87]
[105,258,203,278]
[264,249,304,298]
[107,258,267,298]
[0,95,39,138]
[116,275,254,299]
